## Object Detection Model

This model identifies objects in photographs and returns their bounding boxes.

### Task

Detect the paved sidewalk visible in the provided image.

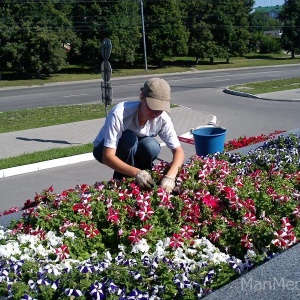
[0,106,216,178]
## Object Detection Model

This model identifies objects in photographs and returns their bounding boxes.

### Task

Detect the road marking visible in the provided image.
[63,94,88,98]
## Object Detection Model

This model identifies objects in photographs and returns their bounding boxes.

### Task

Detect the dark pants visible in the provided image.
[93,130,161,179]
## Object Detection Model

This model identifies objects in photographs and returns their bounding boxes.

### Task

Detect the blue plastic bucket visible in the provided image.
[192,126,227,156]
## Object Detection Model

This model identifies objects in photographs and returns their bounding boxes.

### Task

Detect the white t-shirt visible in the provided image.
[93,101,181,150]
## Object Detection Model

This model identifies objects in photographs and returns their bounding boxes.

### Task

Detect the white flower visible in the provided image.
[64,231,76,239]
[104,251,112,261]
[152,240,166,258]
[246,249,257,258]
[118,245,125,252]
[0,241,21,258]
[34,243,52,257]
[162,237,170,247]
[131,238,150,253]
[0,229,6,240]
[18,233,37,244]
[46,231,62,247]
[20,253,33,261]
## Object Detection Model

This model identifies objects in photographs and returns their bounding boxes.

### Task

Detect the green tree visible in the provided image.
[185,0,254,64]
[145,0,189,66]
[250,11,282,32]
[0,0,76,76]
[279,0,300,58]
[208,0,254,63]
[71,0,109,66]
[185,1,217,63]
[107,0,141,65]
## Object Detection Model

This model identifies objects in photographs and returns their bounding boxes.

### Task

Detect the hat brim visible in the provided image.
[146,97,171,114]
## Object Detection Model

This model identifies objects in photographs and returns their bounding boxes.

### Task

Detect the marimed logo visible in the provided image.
[241,277,300,291]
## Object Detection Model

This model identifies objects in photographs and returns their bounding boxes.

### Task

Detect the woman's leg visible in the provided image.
[134,136,161,170]
[93,130,138,179]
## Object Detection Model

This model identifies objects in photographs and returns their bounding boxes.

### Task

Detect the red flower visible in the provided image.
[229,196,244,211]
[80,222,100,238]
[55,244,70,260]
[242,212,257,224]
[292,206,300,218]
[128,228,142,244]
[209,230,221,243]
[72,203,92,218]
[157,188,174,209]
[202,194,220,209]
[272,229,289,249]
[241,234,253,249]
[169,233,184,249]
[138,205,154,222]
[180,225,194,240]
[107,207,120,225]
[118,189,132,201]
[281,217,293,231]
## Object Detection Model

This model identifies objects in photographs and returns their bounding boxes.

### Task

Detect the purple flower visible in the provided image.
[127,288,148,299]
[65,288,83,297]
[89,281,105,300]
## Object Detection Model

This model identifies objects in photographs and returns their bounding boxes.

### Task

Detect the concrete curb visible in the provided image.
[0,153,94,178]
[224,87,300,102]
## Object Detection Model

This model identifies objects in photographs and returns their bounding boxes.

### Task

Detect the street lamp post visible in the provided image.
[140,0,148,71]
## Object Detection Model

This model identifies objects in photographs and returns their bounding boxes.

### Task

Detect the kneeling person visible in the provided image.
[93,77,185,193]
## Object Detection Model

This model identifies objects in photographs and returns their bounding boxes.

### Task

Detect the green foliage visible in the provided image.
[259,35,282,54]
[0,0,292,74]
[250,11,283,32]
[279,0,300,58]
[0,0,77,76]
[145,0,189,66]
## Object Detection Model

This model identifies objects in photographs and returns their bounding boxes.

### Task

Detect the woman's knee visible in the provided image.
[118,130,137,148]
[137,137,161,160]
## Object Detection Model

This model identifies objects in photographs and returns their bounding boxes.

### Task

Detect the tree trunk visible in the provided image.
[291,51,295,59]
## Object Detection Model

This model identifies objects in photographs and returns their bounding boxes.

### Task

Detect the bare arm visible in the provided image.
[102,146,141,178]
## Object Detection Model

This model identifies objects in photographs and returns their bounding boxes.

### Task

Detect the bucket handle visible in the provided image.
[190,121,225,134]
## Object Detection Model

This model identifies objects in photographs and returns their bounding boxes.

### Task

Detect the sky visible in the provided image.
[254,0,284,7]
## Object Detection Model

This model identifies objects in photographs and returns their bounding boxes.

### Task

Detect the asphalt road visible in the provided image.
[1,64,300,111]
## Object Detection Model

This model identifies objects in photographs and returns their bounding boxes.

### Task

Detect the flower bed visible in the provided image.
[0,132,299,299]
